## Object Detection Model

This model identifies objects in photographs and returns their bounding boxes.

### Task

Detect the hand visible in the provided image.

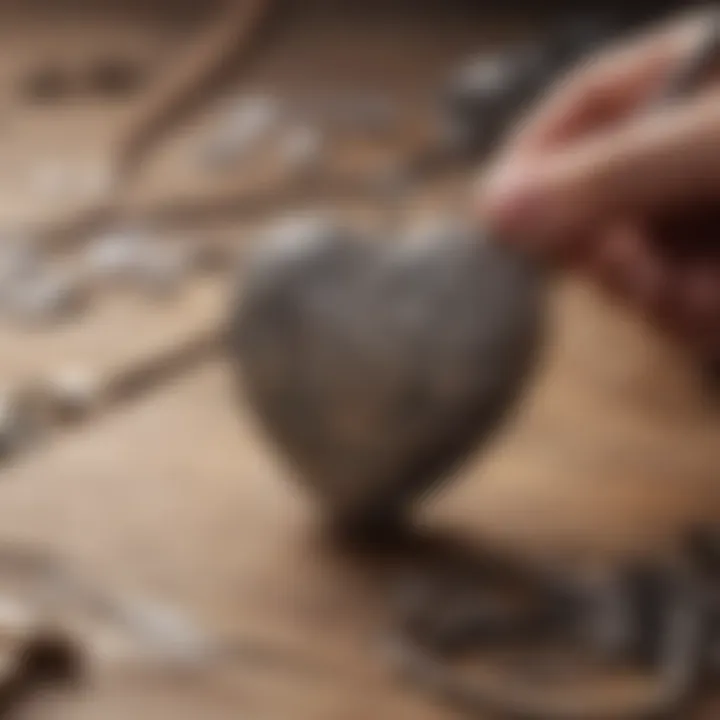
[476,12,720,354]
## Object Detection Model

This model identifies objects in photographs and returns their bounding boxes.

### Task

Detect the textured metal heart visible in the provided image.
[227,217,544,527]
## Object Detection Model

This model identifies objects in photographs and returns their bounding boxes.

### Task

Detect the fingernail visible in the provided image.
[477,166,553,241]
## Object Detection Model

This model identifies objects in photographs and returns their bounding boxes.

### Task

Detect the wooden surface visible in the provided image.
[0,4,719,718]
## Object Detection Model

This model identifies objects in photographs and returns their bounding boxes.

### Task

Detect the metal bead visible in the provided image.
[84,228,148,286]
[132,241,194,298]
[2,267,87,327]
[281,125,324,175]
[198,94,282,171]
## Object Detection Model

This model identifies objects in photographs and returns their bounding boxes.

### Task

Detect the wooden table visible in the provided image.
[0,3,718,718]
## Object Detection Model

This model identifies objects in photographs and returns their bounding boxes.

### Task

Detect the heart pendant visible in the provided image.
[227,216,545,529]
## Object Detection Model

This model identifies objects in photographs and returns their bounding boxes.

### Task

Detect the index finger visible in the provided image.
[501,11,710,160]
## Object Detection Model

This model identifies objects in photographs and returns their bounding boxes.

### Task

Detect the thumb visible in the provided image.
[477,90,720,247]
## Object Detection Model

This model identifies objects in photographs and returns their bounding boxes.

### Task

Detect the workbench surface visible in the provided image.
[1,3,719,718]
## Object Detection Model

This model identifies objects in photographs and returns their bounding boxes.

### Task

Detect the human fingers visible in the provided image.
[478,89,720,247]
[583,224,720,353]
[496,11,710,161]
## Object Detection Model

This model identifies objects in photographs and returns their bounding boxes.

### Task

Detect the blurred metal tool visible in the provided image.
[651,8,720,105]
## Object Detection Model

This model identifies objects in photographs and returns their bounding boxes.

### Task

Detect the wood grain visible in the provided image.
[0,4,718,718]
